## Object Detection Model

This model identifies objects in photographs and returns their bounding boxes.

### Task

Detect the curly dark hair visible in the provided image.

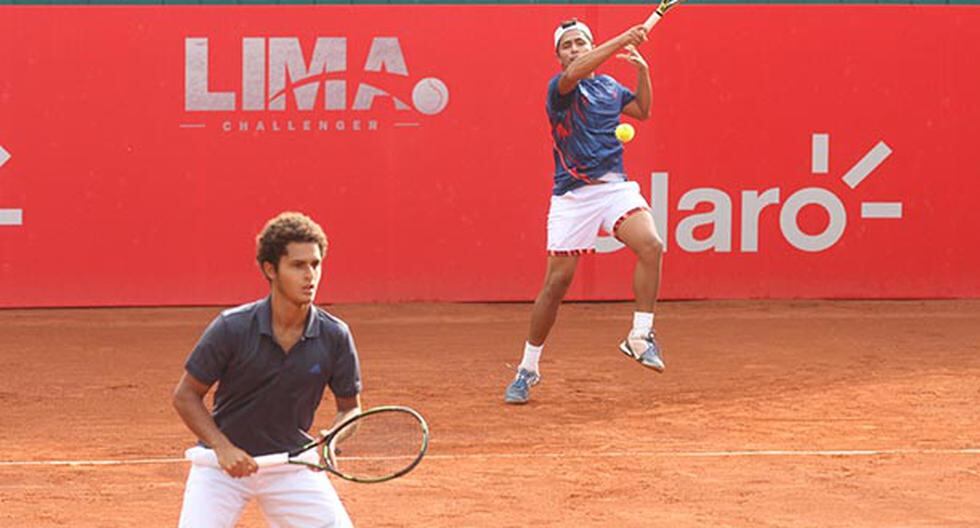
[255,212,328,274]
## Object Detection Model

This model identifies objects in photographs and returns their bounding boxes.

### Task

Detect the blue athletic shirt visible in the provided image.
[547,73,636,196]
[184,297,361,456]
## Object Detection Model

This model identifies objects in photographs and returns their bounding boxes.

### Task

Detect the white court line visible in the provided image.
[424,448,980,460]
[0,457,186,467]
[2,448,978,467]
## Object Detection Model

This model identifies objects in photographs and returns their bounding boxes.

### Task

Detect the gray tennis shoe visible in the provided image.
[504,368,541,404]
[619,331,666,372]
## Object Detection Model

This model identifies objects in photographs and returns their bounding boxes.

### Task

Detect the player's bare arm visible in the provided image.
[619,45,652,120]
[330,394,362,433]
[334,394,361,418]
[558,25,648,95]
[172,372,258,478]
[321,394,362,459]
[317,394,362,468]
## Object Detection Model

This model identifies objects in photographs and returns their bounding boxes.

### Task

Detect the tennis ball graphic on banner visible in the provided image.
[412,78,450,115]
[615,123,635,143]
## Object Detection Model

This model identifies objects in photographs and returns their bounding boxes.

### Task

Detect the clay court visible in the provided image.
[1,299,978,527]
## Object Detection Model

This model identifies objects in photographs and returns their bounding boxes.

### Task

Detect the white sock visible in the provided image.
[518,342,542,373]
[631,312,654,336]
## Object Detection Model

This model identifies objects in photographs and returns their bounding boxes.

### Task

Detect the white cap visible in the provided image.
[553,20,594,50]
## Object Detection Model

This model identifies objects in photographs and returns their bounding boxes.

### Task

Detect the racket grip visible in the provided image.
[184,446,289,468]
[643,11,663,32]
[254,453,290,467]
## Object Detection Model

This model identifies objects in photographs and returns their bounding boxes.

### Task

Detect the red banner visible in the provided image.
[0,6,978,307]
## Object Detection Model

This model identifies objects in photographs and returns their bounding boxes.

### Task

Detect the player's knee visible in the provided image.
[650,235,664,255]
[634,237,663,262]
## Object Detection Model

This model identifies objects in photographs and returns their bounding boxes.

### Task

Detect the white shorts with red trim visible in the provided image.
[547,180,649,256]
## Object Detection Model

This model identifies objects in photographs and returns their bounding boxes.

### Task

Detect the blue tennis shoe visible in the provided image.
[504,368,541,404]
[619,331,666,372]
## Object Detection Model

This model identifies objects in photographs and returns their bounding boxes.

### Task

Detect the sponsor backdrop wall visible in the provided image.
[0,6,978,307]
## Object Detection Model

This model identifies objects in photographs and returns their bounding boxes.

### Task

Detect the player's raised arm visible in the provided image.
[557,24,648,95]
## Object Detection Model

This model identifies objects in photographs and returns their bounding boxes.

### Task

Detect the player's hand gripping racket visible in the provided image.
[186,405,430,483]
[643,0,684,32]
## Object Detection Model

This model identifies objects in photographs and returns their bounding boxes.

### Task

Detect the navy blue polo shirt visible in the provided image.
[185,297,362,456]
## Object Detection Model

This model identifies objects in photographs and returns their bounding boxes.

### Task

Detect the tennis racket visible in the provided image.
[643,0,684,32]
[186,405,429,483]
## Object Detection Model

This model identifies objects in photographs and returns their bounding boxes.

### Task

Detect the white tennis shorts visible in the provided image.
[179,447,352,528]
[547,180,649,256]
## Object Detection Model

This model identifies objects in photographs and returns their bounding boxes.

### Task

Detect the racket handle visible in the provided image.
[184,447,289,468]
[643,11,662,32]
[254,453,290,467]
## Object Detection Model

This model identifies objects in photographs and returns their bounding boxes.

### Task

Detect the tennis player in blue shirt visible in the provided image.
[506,19,667,404]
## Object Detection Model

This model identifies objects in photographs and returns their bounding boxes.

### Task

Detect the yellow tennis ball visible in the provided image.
[615,123,635,143]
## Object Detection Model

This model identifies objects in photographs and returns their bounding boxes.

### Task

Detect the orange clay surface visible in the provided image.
[1,300,979,527]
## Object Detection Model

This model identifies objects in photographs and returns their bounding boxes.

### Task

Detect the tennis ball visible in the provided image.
[615,123,635,143]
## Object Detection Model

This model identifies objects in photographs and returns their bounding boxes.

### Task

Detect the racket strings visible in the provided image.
[328,411,427,480]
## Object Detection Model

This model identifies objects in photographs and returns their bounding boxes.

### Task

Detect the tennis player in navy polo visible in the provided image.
[174,212,360,527]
